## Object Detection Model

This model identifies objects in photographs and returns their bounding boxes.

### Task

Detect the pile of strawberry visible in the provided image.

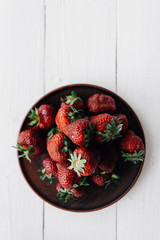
[15,91,145,202]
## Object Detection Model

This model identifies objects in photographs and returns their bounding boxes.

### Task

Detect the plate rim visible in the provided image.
[17,83,145,212]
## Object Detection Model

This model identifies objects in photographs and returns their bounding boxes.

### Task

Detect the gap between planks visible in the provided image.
[43,0,46,240]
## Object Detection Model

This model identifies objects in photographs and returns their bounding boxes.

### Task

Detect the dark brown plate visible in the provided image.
[18,84,145,212]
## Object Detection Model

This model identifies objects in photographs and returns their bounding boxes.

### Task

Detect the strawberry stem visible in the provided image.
[39,168,53,184]
[57,188,76,202]
[68,106,85,122]
[13,144,34,162]
[121,150,144,164]
[105,173,120,189]
[96,118,123,142]
[61,136,72,155]
[61,91,83,105]
[47,127,61,140]
[28,108,40,126]
[68,152,87,177]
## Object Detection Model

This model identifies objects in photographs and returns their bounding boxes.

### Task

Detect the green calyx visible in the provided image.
[39,168,53,184]
[72,176,89,188]
[58,188,75,202]
[68,106,85,122]
[60,91,83,105]
[28,108,40,126]
[105,173,120,189]
[121,150,144,164]
[85,122,96,147]
[13,144,34,162]
[61,136,72,155]
[47,127,61,140]
[97,118,123,143]
[58,177,89,202]
[116,116,123,123]
[68,152,87,177]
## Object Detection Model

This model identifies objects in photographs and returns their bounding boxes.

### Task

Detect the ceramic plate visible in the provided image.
[17,84,145,212]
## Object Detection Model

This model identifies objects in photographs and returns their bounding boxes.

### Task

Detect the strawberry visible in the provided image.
[68,147,100,176]
[116,114,128,135]
[98,142,119,173]
[91,171,119,188]
[55,108,71,132]
[91,172,109,186]
[56,177,88,201]
[28,104,56,130]
[87,93,116,113]
[120,130,145,164]
[90,113,123,143]
[57,185,85,201]
[16,127,45,162]
[60,91,85,112]
[40,156,58,184]
[56,181,63,192]
[57,162,82,189]
[63,119,95,147]
[70,186,85,198]
[47,132,71,163]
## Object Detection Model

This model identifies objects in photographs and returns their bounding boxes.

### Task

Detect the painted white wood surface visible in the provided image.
[117,1,160,239]
[0,0,160,239]
[0,1,44,240]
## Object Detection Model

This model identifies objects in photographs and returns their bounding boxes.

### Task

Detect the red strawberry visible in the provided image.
[91,171,119,187]
[68,147,100,176]
[56,182,85,201]
[16,127,45,162]
[116,114,128,135]
[63,119,95,147]
[70,186,85,198]
[55,108,71,132]
[56,181,63,192]
[87,93,116,113]
[91,173,109,186]
[42,156,58,176]
[47,133,70,163]
[98,142,119,173]
[40,156,58,184]
[120,130,145,164]
[60,91,85,111]
[57,162,82,189]
[28,104,56,130]
[90,113,123,143]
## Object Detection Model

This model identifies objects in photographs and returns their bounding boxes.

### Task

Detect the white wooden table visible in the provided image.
[0,1,160,239]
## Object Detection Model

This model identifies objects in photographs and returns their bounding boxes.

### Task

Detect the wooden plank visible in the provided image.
[44,1,117,239]
[117,0,160,239]
[45,0,117,92]
[0,1,44,239]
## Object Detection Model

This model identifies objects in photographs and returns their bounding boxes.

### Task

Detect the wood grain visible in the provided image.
[0,1,44,239]
[1,0,159,239]
[117,0,160,239]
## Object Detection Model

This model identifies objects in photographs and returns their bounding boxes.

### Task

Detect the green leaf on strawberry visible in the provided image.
[61,136,72,155]
[68,152,86,177]
[28,108,40,126]
[47,127,61,140]
[57,188,75,202]
[67,106,85,122]
[105,173,120,189]
[121,150,144,164]
[13,144,34,162]
[39,168,53,184]
[97,118,123,143]
[61,91,83,105]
